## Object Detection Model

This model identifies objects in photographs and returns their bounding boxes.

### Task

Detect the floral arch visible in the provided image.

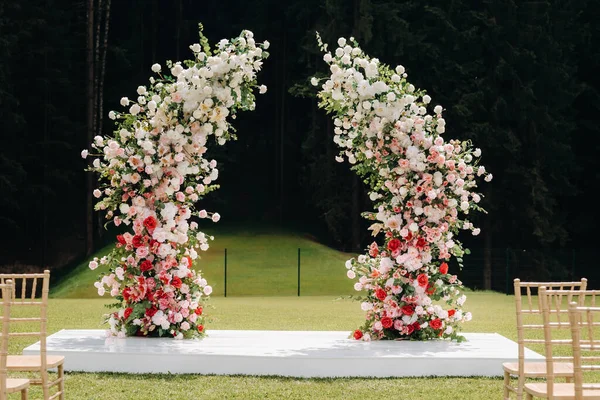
[314,35,492,341]
[82,26,269,339]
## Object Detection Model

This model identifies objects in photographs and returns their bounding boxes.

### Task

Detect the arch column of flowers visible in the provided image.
[314,35,492,341]
[82,26,269,339]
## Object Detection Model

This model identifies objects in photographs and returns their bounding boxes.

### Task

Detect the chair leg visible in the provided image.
[58,364,65,400]
[21,388,28,400]
[503,371,511,400]
[525,393,533,400]
[42,382,49,400]
[516,375,525,400]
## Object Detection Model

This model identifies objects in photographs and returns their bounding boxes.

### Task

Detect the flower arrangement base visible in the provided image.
[24,329,543,377]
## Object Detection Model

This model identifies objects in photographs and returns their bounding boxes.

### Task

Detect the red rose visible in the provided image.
[381,317,393,329]
[387,238,401,252]
[400,304,415,316]
[116,234,126,245]
[415,237,427,250]
[401,305,415,316]
[430,319,443,330]
[195,307,203,316]
[122,287,131,301]
[124,307,133,320]
[184,256,193,268]
[417,273,429,287]
[375,288,387,301]
[197,325,204,332]
[171,276,182,289]
[406,324,415,335]
[426,283,436,295]
[439,262,449,275]
[412,322,421,331]
[143,216,157,232]
[448,309,456,317]
[146,307,158,317]
[140,260,153,272]
[353,329,363,340]
[132,235,144,248]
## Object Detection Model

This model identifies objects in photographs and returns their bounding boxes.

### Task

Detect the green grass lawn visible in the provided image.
[51,228,357,298]
[7,293,521,400]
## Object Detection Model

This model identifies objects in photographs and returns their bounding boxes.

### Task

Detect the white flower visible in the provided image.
[93,189,102,198]
[423,95,431,104]
[129,104,141,115]
[323,53,332,63]
[203,286,213,295]
[259,85,267,94]
[151,63,161,73]
[395,65,405,74]
[472,228,481,236]
[108,111,116,120]
[473,148,481,157]
[337,38,346,47]
[120,97,129,106]
[212,213,220,222]
[434,105,443,114]
[190,43,201,53]
[485,174,493,182]
[347,270,356,279]
[81,149,88,159]
[89,261,98,270]
[137,86,147,95]
[263,40,270,49]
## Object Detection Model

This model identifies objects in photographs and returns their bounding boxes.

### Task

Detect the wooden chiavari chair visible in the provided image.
[1,280,30,400]
[0,272,64,400]
[524,288,600,399]
[504,279,588,399]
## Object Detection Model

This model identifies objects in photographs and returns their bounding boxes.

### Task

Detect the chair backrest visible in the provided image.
[568,302,600,399]
[513,279,588,376]
[0,281,14,399]
[0,271,50,375]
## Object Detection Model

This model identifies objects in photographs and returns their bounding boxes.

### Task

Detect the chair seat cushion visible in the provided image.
[7,354,65,370]
[6,378,30,393]
[524,383,600,399]
[503,361,574,377]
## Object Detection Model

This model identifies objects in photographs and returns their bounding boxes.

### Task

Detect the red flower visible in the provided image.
[387,238,401,252]
[448,309,456,317]
[381,317,393,329]
[195,307,203,316]
[412,322,421,331]
[415,237,427,250]
[197,325,204,332]
[417,273,429,287]
[401,305,415,316]
[146,307,158,317]
[116,234,126,245]
[430,319,443,330]
[143,216,157,232]
[439,262,449,275]
[171,276,182,289]
[184,256,193,268]
[375,288,387,301]
[140,260,153,272]
[132,235,144,248]
[426,283,436,295]
[406,324,415,335]
[122,287,131,301]
[124,307,133,320]
[353,329,363,340]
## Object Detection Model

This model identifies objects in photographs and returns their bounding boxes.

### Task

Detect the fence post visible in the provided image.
[297,248,301,297]
[224,248,228,298]
[505,248,510,295]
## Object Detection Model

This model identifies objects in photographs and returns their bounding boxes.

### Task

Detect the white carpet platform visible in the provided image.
[23,329,542,377]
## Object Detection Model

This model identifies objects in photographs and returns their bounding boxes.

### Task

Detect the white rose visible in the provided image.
[190,43,201,53]
[337,38,346,47]
[120,97,129,106]
[259,85,267,94]
[212,213,221,222]
[108,111,116,120]
[434,105,443,114]
[129,104,141,115]
[151,63,161,73]
[310,77,319,86]
[395,65,405,75]
[347,270,356,279]
[263,40,270,49]
[473,148,482,157]
[423,95,431,104]
[472,228,481,236]
[93,189,102,198]
[81,149,88,159]
[323,53,332,63]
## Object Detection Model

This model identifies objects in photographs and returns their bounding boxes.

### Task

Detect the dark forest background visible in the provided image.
[0,0,598,288]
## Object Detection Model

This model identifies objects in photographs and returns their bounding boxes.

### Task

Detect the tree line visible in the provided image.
[0,0,597,287]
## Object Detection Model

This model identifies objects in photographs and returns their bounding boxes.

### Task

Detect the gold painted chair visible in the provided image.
[524,288,600,399]
[1,280,30,400]
[504,279,588,399]
[0,272,64,400]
